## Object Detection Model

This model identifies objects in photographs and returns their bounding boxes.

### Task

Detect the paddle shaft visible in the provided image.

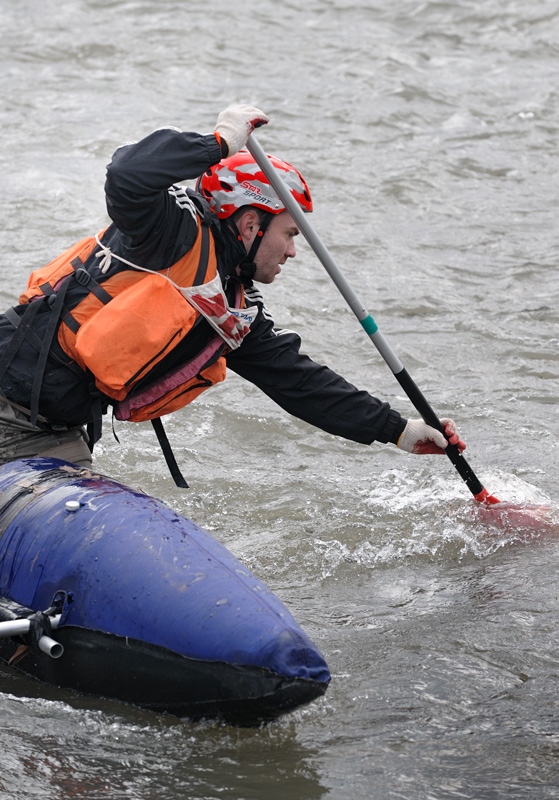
[247,135,494,502]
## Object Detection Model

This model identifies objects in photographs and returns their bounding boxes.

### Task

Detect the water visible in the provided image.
[1,0,559,797]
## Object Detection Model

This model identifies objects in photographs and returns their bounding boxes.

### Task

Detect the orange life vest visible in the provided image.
[20,221,252,423]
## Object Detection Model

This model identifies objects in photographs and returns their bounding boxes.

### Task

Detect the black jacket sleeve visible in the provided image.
[104,128,225,269]
[226,290,407,446]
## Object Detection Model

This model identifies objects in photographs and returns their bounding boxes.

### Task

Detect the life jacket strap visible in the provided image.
[29,278,75,427]
[61,265,115,335]
[0,301,43,386]
[193,224,210,285]
[151,417,189,489]
[0,391,50,426]
[0,304,93,432]
[92,222,211,287]
[86,379,104,451]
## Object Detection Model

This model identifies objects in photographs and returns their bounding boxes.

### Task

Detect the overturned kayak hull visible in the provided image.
[0,458,329,724]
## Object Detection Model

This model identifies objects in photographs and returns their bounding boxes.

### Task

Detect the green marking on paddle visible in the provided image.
[360,315,378,335]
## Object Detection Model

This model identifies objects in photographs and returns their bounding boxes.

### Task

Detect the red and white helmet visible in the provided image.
[197,150,313,219]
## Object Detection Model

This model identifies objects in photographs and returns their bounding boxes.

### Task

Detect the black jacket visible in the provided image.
[105,127,405,446]
[0,127,405,447]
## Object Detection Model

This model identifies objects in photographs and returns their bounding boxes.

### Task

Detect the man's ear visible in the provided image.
[236,208,260,241]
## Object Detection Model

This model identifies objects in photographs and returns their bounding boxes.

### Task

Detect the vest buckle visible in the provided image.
[75,268,91,287]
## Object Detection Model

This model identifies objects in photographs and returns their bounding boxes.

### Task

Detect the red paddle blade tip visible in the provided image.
[474,487,501,505]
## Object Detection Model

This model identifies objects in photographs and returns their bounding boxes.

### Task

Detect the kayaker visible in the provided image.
[0,104,465,483]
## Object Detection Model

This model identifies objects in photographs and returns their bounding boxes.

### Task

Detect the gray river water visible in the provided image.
[1,0,559,798]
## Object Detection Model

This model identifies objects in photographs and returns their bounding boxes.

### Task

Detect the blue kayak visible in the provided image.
[0,457,330,724]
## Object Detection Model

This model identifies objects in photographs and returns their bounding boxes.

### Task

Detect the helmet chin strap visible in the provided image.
[236,212,273,286]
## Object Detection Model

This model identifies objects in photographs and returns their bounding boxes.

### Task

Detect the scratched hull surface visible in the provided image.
[0,458,329,724]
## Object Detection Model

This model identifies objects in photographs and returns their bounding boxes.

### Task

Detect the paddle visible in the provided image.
[246,134,519,511]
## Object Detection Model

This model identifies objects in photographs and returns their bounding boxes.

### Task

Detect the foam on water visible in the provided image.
[309,467,558,576]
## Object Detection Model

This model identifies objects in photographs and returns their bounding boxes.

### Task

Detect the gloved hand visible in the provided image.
[214,104,269,157]
[397,418,466,455]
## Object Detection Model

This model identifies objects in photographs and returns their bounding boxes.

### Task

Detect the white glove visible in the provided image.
[214,104,269,157]
[397,418,465,455]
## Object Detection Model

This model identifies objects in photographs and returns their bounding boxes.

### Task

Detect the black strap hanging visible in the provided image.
[151,418,189,489]
[137,223,212,490]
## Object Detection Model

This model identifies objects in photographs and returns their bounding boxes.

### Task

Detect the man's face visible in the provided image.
[252,211,299,284]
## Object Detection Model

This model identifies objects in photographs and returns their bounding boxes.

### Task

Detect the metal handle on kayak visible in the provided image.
[0,614,63,658]
[246,135,499,504]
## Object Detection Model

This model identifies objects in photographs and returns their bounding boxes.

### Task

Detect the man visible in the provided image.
[0,104,464,483]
